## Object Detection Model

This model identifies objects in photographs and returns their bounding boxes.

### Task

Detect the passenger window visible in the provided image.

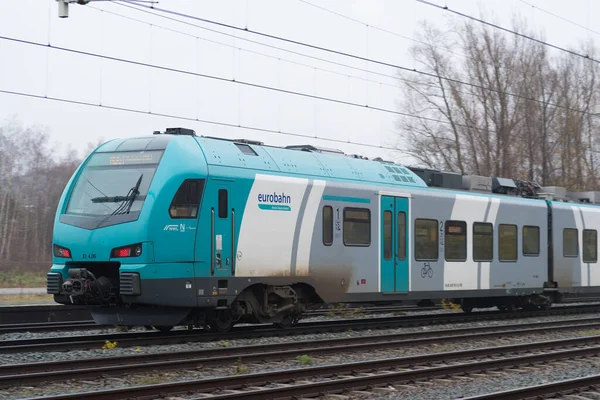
[218,189,228,218]
[398,212,406,261]
[323,206,333,246]
[473,222,493,261]
[523,226,540,256]
[169,179,205,219]
[499,224,517,261]
[583,229,597,263]
[564,228,579,257]
[415,219,438,261]
[445,220,466,261]
[383,211,392,260]
[343,208,370,246]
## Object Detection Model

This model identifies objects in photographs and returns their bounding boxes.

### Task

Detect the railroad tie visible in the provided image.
[372,387,397,393]
[323,395,349,399]
[581,391,600,398]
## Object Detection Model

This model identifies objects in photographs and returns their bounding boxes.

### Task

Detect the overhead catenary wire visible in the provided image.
[95,2,507,104]
[110,2,438,90]
[519,0,600,38]
[296,0,470,60]
[116,0,592,116]
[0,34,496,134]
[0,88,409,154]
[416,0,600,64]
[86,4,403,91]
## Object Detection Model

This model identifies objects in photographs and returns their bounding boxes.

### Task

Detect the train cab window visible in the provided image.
[499,224,517,261]
[383,211,393,260]
[473,222,493,261]
[398,212,406,261]
[323,206,333,246]
[218,189,228,218]
[415,219,438,261]
[583,229,598,263]
[563,228,579,257]
[169,179,205,218]
[445,220,467,261]
[343,208,370,246]
[522,226,540,256]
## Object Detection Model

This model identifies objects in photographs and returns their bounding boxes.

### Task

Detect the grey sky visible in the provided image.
[0,0,598,164]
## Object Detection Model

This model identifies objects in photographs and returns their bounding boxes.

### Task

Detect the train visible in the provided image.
[47,127,600,332]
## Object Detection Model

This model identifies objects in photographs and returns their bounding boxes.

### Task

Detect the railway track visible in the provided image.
[0,300,596,334]
[2,314,600,387]
[3,303,600,353]
[0,304,437,334]
[0,321,99,334]
[9,321,600,399]
[463,374,600,399]
[0,304,90,325]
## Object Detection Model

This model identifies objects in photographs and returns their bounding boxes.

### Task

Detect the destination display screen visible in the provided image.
[87,150,164,167]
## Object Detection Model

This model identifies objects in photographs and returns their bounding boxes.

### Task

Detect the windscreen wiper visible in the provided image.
[91,194,147,203]
[123,173,144,214]
[91,195,134,203]
[91,174,144,216]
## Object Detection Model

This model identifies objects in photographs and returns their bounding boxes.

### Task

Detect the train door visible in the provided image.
[380,195,409,292]
[211,184,234,277]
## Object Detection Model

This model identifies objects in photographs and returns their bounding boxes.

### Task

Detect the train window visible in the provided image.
[398,212,406,261]
[323,206,333,246]
[169,179,205,219]
[218,189,228,218]
[563,228,579,257]
[473,222,493,261]
[583,229,598,263]
[522,226,540,256]
[445,220,467,262]
[343,208,371,246]
[415,219,438,261]
[383,211,392,260]
[499,224,517,261]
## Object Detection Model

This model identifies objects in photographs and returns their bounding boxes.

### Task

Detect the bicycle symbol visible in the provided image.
[421,262,433,278]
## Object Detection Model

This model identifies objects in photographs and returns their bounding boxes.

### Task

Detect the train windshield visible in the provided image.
[66,150,163,217]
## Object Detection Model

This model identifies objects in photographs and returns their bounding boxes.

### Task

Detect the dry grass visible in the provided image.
[0,294,53,302]
[0,270,46,288]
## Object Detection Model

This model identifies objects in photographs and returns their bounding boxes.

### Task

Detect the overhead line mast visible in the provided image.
[56,0,90,18]
[56,0,156,18]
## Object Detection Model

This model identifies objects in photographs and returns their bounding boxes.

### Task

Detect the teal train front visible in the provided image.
[49,127,597,332]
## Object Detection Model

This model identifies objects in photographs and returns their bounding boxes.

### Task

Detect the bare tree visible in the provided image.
[396,15,600,190]
[0,118,87,276]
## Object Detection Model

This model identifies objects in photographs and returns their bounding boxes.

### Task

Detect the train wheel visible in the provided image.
[154,325,174,333]
[274,314,299,329]
[538,301,552,311]
[461,306,473,314]
[207,310,234,333]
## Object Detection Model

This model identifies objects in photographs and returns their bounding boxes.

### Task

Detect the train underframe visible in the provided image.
[53,266,566,333]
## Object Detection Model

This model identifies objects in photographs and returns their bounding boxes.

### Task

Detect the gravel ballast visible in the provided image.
[1,317,600,399]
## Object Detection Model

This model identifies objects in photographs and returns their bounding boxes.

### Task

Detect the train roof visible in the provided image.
[96,127,427,189]
[96,128,600,207]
